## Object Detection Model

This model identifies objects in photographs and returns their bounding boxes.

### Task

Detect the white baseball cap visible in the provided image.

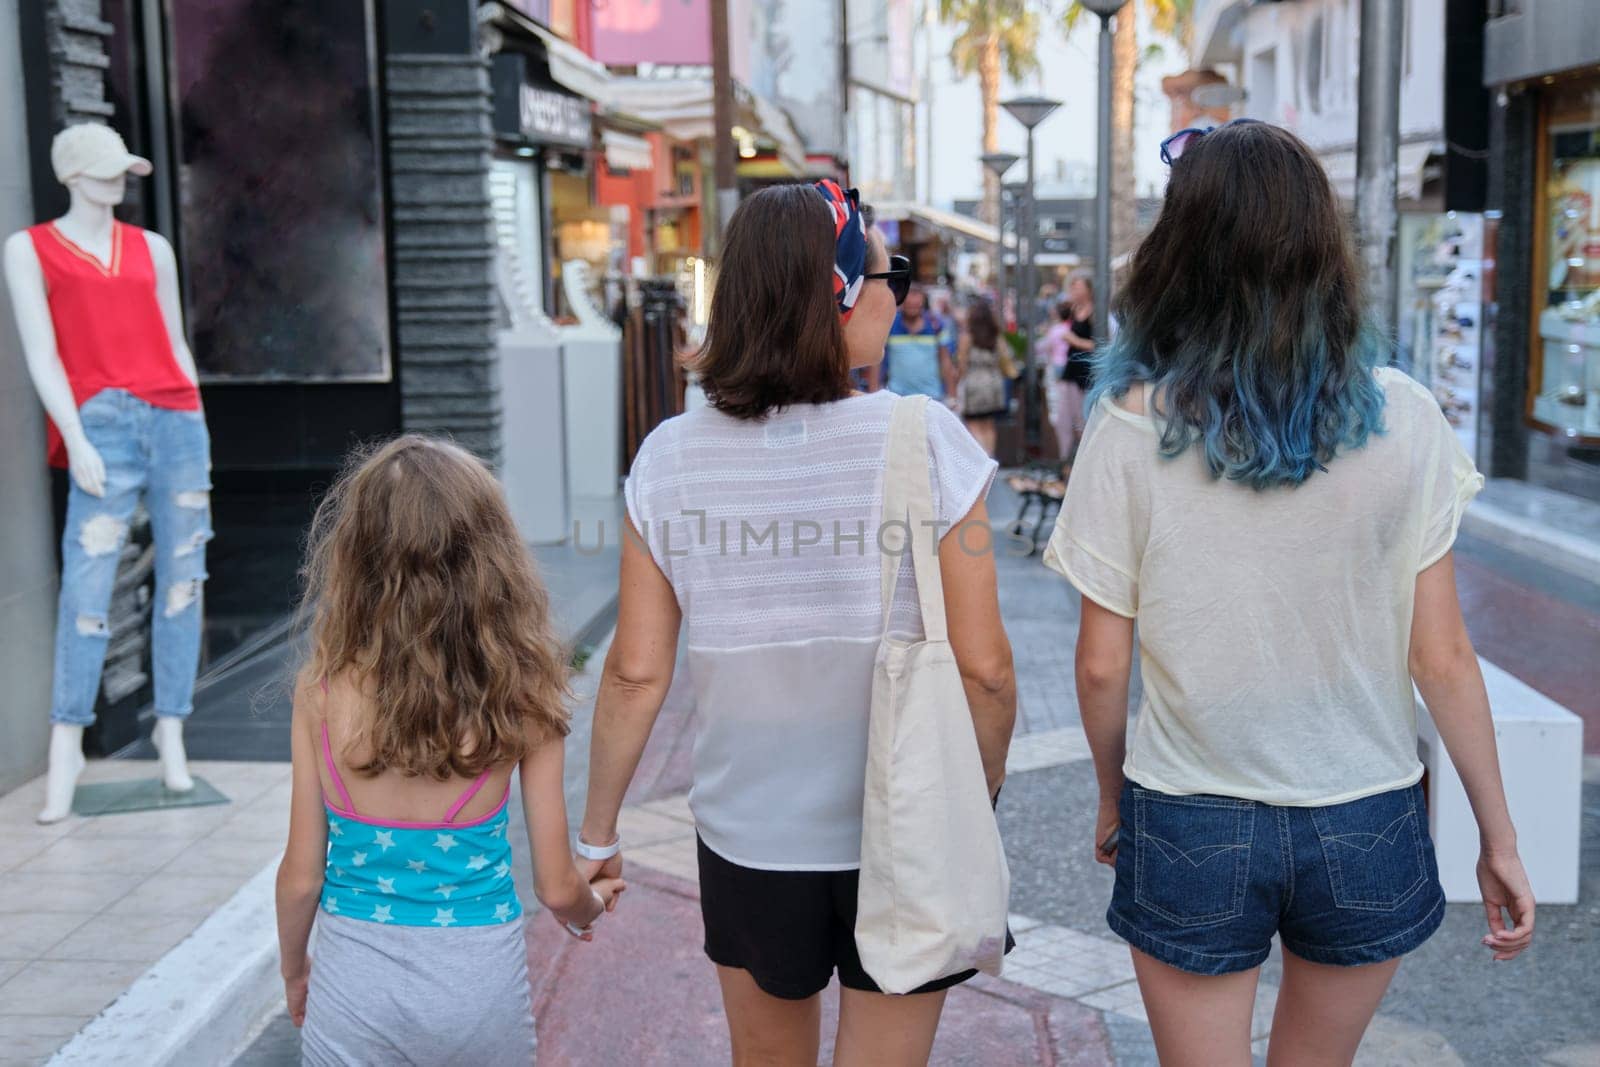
[50,123,153,183]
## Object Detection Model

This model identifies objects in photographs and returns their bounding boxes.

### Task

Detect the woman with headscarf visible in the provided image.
[577,182,1017,1065]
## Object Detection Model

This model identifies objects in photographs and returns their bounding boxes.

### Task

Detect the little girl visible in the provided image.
[275,435,621,1064]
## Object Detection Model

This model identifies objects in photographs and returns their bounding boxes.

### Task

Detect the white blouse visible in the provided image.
[1044,367,1482,806]
[624,391,997,869]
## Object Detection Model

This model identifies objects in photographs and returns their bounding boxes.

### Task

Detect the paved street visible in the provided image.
[232,478,1600,1065]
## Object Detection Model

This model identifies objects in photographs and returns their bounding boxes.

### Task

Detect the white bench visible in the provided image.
[1416,658,1584,904]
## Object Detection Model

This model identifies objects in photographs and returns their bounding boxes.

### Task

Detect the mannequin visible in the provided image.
[3,124,211,822]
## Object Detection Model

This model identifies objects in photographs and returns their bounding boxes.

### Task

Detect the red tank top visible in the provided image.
[27,221,200,468]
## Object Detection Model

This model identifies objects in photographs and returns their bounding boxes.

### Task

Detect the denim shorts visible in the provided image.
[1107,779,1445,976]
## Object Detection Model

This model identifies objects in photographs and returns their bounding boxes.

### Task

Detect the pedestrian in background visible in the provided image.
[1045,273,1096,473]
[879,284,957,400]
[956,297,1008,457]
[1048,121,1534,1066]
[274,436,623,1064]
[578,181,1016,1066]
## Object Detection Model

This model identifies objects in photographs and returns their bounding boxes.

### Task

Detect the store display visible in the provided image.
[1398,213,1485,457]
[1532,91,1600,438]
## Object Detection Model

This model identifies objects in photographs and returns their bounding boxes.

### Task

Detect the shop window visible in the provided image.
[165,0,391,382]
[1531,78,1600,440]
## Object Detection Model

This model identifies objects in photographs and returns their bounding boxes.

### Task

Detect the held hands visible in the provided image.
[64,434,106,498]
[556,847,625,942]
[1477,848,1536,961]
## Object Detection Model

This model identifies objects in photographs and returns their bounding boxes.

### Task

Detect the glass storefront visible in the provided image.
[1397,213,1486,459]
[1531,76,1600,440]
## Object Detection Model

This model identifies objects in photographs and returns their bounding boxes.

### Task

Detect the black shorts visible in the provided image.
[697,836,1006,1000]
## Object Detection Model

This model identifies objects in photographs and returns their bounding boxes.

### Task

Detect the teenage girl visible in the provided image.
[275,435,623,1064]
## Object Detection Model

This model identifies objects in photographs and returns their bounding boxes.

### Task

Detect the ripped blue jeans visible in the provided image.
[52,389,212,726]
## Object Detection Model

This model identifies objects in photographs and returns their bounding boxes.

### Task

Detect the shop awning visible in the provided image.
[601,128,654,172]
[1318,142,1441,203]
[873,201,1014,248]
[602,77,807,176]
[487,3,614,102]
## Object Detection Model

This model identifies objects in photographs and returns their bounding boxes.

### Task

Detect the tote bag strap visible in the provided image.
[879,395,949,643]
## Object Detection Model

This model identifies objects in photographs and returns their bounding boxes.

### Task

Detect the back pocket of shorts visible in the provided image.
[1310,787,1427,912]
[1132,790,1254,927]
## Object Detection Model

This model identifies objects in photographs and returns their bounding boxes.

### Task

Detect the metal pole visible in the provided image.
[993,200,1005,311]
[1094,13,1113,345]
[1356,0,1403,339]
[711,0,738,244]
[1024,125,1039,449]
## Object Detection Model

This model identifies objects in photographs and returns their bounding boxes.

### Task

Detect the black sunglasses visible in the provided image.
[864,254,912,306]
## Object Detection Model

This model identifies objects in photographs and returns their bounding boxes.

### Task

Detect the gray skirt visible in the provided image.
[301,912,537,1066]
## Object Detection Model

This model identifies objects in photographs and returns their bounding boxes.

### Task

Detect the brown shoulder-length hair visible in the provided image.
[689,183,860,419]
[298,435,571,779]
[966,298,1000,350]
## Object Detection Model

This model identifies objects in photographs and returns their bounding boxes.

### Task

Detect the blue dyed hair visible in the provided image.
[1090,122,1386,490]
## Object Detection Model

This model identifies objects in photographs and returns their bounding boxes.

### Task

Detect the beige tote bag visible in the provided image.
[855,395,1011,995]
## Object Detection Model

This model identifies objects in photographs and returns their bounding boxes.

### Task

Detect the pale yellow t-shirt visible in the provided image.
[1043,367,1483,806]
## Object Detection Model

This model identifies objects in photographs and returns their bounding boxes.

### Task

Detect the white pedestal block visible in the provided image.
[1416,658,1583,904]
[499,332,569,545]
[561,336,622,500]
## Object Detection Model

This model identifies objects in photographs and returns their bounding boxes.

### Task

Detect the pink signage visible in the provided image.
[592,0,710,66]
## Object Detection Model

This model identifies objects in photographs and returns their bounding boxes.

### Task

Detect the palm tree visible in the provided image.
[939,0,1041,226]
[1065,2,1193,265]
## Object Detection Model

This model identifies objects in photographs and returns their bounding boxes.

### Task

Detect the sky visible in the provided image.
[921,4,1190,209]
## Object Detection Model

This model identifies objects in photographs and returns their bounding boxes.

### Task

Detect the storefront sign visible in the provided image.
[520,83,591,149]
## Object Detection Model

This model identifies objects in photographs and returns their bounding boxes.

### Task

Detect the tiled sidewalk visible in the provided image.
[0,760,289,1066]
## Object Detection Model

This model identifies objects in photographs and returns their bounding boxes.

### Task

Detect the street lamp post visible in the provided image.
[980,151,1020,311]
[1356,0,1403,338]
[1003,181,1026,326]
[1001,95,1061,452]
[1079,0,1128,347]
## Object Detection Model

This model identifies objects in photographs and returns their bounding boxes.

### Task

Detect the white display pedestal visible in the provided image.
[1416,658,1584,904]
[498,329,569,545]
[558,259,623,501]
[561,335,622,499]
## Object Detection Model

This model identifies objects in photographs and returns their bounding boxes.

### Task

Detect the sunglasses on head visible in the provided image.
[1159,117,1263,165]
[864,254,912,306]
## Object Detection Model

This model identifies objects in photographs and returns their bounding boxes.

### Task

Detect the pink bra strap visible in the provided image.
[443,769,494,824]
[319,722,357,815]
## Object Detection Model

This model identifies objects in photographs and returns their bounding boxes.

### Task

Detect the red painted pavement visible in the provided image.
[526,865,1114,1066]
[1454,555,1600,753]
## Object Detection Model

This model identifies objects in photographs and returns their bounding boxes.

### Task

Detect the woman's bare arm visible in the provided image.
[941,498,1016,795]
[579,519,682,864]
[1410,551,1534,960]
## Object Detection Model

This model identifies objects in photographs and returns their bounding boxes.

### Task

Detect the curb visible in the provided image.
[48,859,284,1067]
[1461,499,1600,586]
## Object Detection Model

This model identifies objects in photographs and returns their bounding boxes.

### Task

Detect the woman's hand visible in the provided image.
[577,850,624,893]
[1477,849,1535,961]
[1093,798,1120,867]
[284,960,310,1027]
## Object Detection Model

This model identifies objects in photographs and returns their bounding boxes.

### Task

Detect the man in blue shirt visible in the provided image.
[875,287,954,398]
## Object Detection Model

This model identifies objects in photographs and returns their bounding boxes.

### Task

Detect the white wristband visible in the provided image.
[575,834,621,861]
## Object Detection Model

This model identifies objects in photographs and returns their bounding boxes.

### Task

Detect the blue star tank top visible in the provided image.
[319,719,522,928]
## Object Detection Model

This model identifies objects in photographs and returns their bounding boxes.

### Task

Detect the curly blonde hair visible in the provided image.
[299,435,571,779]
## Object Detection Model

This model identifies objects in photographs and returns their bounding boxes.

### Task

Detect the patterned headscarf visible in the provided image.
[813,179,867,321]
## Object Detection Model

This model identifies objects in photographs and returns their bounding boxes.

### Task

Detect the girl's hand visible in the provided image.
[1093,800,1120,867]
[1477,850,1535,961]
[284,961,310,1027]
